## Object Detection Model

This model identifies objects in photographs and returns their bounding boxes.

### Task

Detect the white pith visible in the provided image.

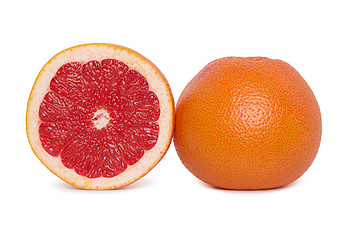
[26,44,174,190]
[92,109,110,129]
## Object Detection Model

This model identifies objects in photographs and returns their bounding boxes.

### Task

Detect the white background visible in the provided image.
[1,0,359,239]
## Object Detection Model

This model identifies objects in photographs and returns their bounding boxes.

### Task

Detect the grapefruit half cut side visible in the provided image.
[26,43,175,190]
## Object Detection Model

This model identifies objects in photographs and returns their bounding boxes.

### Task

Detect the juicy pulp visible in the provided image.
[38,59,160,179]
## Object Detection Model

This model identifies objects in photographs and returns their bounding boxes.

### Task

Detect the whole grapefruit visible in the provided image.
[174,57,322,190]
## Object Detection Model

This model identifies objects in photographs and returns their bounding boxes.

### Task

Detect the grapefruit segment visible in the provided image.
[125,70,149,92]
[27,43,174,189]
[39,92,93,122]
[112,119,160,150]
[39,121,86,156]
[50,62,94,109]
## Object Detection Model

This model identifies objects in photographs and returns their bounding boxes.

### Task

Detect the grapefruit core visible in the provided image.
[26,43,175,190]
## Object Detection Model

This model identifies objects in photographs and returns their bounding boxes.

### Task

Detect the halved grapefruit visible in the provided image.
[26,43,175,190]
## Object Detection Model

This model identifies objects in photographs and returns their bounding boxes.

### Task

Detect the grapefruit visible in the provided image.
[174,57,322,190]
[26,43,175,190]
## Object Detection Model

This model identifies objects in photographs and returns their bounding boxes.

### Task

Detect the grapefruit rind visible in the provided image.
[26,43,175,189]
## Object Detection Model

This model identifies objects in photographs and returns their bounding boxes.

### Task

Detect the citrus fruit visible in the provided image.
[174,57,321,190]
[26,43,174,190]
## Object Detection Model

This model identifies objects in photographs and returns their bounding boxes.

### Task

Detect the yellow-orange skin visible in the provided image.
[174,57,321,190]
